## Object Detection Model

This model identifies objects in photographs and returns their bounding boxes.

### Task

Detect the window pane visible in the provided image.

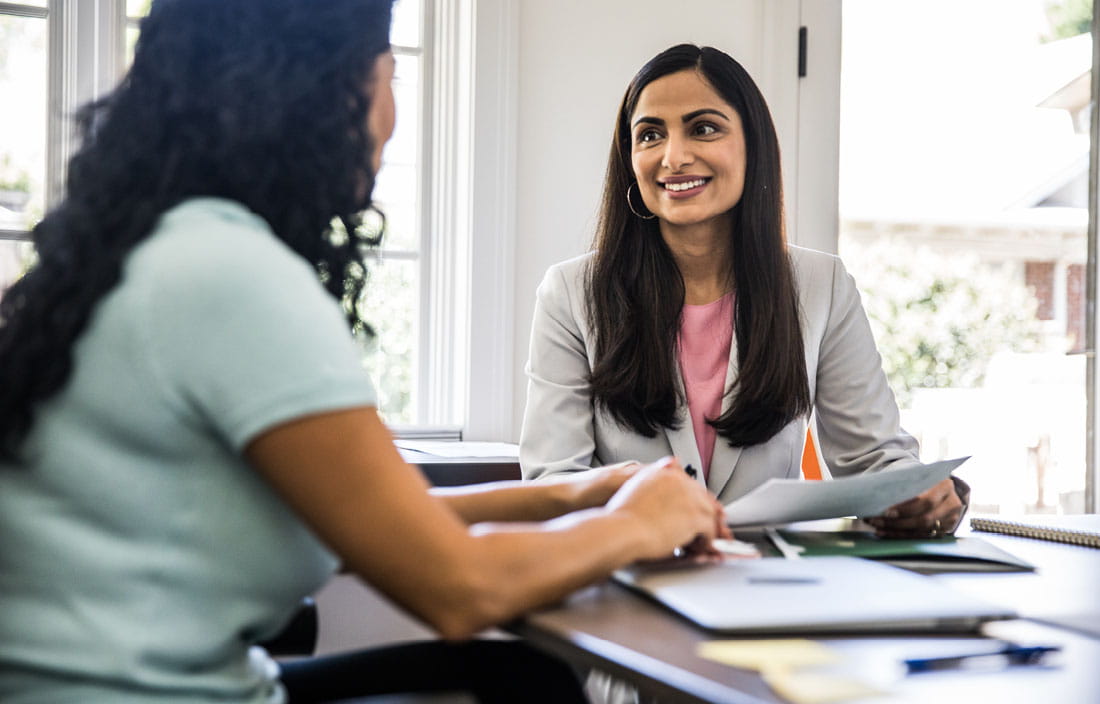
[125,25,140,65]
[391,0,421,49]
[839,0,1090,515]
[127,0,152,17]
[374,54,420,254]
[368,19,423,425]
[0,14,47,231]
[360,256,418,425]
[125,0,151,65]
[0,240,34,300]
[373,163,418,251]
[384,54,420,168]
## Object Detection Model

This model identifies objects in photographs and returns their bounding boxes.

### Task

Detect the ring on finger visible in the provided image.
[933,518,942,536]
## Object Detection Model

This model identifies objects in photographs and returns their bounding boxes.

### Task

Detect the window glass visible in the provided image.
[839,0,1091,515]
[125,0,152,64]
[369,19,424,424]
[373,52,420,253]
[0,240,34,296]
[126,0,152,16]
[374,164,419,252]
[384,54,421,168]
[0,13,48,232]
[390,0,421,49]
[360,256,419,424]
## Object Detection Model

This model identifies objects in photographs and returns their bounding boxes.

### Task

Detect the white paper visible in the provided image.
[723,457,968,527]
[394,440,519,459]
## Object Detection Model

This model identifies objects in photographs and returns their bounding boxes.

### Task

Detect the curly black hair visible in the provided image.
[0,0,395,459]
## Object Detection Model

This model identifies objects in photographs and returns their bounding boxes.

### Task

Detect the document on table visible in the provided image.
[723,457,968,527]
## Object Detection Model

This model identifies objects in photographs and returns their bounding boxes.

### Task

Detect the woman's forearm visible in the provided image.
[431,481,575,523]
[247,408,712,641]
[432,463,638,524]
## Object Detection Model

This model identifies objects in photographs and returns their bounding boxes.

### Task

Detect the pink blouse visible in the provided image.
[677,293,734,479]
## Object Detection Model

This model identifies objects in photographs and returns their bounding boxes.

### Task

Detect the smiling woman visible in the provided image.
[520,43,969,536]
[521,47,973,703]
[629,74,747,235]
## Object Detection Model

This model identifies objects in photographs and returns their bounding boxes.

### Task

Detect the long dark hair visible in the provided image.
[0,0,395,459]
[586,43,810,447]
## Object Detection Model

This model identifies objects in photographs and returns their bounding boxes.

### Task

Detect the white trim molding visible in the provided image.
[423,0,518,439]
[462,0,518,440]
[47,0,127,206]
[423,0,473,427]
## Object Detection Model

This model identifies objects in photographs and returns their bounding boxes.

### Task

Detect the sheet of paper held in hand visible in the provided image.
[723,457,968,527]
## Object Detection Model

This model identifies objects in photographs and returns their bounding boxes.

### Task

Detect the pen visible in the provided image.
[904,645,1059,673]
[764,527,803,560]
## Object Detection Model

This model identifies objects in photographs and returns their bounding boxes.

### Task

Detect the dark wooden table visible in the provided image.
[511,531,1100,703]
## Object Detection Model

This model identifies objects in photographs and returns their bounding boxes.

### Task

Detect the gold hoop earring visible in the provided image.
[626,182,656,220]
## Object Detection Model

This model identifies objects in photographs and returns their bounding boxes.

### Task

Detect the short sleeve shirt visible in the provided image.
[0,198,377,702]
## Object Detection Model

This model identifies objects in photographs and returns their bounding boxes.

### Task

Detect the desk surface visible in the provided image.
[937,530,1100,639]
[398,448,520,487]
[511,532,1100,704]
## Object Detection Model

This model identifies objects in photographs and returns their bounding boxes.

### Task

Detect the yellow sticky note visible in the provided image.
[762,668,889,704]
[696,639,841,671]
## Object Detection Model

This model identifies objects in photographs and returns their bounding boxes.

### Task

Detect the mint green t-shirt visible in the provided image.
[0,198,377,702]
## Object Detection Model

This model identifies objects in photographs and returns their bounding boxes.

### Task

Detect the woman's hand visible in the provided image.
[605,456,729,560]
[865,477,963,538]
[552,461,641,512]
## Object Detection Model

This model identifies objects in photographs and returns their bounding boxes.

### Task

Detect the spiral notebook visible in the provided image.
[970,514,1100,549]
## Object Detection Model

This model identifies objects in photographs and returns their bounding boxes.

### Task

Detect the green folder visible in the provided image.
[775,530,1035,573]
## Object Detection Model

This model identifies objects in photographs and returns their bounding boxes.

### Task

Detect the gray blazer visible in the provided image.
[519,246,920,504]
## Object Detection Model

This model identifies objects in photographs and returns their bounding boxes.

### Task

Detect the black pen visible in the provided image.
[904,645,1059,673]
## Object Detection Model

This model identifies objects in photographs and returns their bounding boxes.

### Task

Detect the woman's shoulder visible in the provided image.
[788,244,849,289]
[788,243,840,268]
[133,198,314,292]
[537,251,594,294]
[545,251,595,278]
[150,197,288,258]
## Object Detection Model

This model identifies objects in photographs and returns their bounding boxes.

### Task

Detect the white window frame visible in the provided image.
[0,0,126,240]
[1087,5,1099,513]
[420,0,517,440]
[48,0,126,210]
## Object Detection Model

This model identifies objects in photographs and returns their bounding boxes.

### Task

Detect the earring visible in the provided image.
[626,182,656,220]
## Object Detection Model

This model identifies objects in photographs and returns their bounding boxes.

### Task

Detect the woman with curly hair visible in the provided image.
[521,44,968,537]
[0,3,727,702]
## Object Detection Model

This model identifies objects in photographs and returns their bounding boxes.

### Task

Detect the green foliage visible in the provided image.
[843,239,1044,408]
[0,154,31,193]
[357,255,417,424]
[1044,0,1093,41]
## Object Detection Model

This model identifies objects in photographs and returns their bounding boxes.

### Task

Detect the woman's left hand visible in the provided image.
[864,478,963,538]
[557,461,642,512]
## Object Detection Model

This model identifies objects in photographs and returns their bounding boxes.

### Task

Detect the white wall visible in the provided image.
[501,0,839,440]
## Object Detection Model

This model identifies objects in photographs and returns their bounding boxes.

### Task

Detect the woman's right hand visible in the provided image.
[605,456,727,561]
